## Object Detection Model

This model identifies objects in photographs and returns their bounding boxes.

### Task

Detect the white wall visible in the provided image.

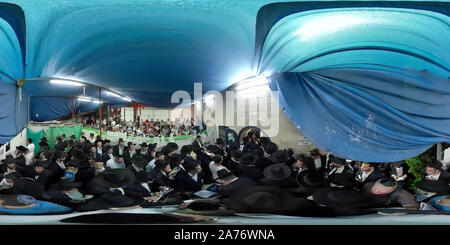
[203,88,318,155]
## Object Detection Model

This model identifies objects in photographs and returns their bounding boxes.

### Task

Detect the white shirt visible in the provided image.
[361,169,374,181]
[395,167,403,177]
[6,168,16,174]
[426,172,441,181]
[106,159,126,169]
[25,152,34,166]
[209,161,228,180]
[328,165,345,176]
[140,183,151,193]
[27,143,35,154]
[146,159,156,172]
[314,158,322,170]
[189,172,198,182]
[97,148,103,155]
[56,160,66,170]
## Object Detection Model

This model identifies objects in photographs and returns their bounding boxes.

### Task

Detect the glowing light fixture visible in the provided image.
[235,75,269,91]
[78,96,102,104]
[50,79,84,86]
[294,15,367,40]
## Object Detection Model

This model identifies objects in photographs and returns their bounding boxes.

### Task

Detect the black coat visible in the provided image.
[192,141,204,154]
[0,177,46,199]
[225,158,239,173]
[236,164,264,181]
[113,145,126,155]
[124,183,153,201]
[174,170,203,193]
[355,169,386,185]
[127,165,145,180]
[218,176,260,198]
[102,152,114,163]
[14,155,26,168]
[136,150,152,163]
[151,171,174,191]
[0,165,24,176]
[21,166,52,188]
[326,166,355,187]
[47,161,67,184]
[123,149,135,167]
[74,168,95,185]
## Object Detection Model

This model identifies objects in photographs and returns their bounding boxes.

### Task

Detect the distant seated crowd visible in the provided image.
[0,130,449,216]
[83,112,199,137]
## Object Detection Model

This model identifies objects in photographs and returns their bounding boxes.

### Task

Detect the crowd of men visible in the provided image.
[81,109,199,138]
[0,129,449,215]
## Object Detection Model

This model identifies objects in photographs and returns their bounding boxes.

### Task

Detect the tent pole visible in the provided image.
[71,98,75,122]
[99,88,102,137]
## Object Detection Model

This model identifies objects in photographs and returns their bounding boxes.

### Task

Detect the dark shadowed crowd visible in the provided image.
[0,129,449,216]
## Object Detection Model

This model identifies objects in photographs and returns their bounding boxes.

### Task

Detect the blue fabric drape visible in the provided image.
[262,8,450,161]
[269,69,450,162]
[30,97,99,122]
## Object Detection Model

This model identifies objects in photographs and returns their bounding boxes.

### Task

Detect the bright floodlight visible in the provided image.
[107,91,121,98]
[50,79,84,86]
[122,97,132,102]
[295,15,367,40]
[78,96,102,103]
[235,75,269,91]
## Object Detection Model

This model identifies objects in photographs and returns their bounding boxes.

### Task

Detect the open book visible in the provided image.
[193,189,220,199]
[152,188,174,203]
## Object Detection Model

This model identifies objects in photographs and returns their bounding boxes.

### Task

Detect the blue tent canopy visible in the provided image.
[0,0,448,162]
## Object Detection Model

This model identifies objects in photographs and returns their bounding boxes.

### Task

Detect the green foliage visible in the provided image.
[405,156,426,190]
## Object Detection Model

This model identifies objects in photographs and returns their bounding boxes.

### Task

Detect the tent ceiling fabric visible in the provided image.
[262,7,450,161]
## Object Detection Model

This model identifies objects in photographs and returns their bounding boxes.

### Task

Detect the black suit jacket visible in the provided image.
[236,164,264,181]
[438,171,450,184]
[225,158,239,173]
[113,145,125,155]
[218,176,260,198]
[174,170,203,193]
[192,141,204,154]
[102,152,113,163]
[136,150,152,163]
[21,166,52,188]
[326,166,355,187]
[124,183,153,201]
[123,150,135,167]
[14,155,26,168]
[74,168,95,185]
[0,165,24,176]
[47,161,67,184]
[151,171,174,191]
[355,169,386,185]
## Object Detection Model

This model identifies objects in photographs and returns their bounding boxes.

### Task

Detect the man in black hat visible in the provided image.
[294,154,315,175]
[225,149,241,173]
[94,139,104,156]
[236,151,263,181]
[216,169,260,198]
[66,159,95,185]
[88,145,103,163]
[192,135,204,155]
[54,136,66,152]
[38,137,49,151]
[354,162,385,188]
[424,161,450,184]
[150,160,174,192]
[0,156,24,177]
[47,179,92,208]
[362,178,419,209]
[102,145,114,163]
[0,172,49,200]
[259,163,296,188]
[21,160,53,188]
[84,168,135,195]
[124,171,161,203]
[326,156,355,188]
[389,160,412,188]
[123,142,137,167]
[136,142,152,162]
[208,138,226,156]
[106,151,126,169]
[146,151,164,173]
[174,160,203,197]
[127,155,147,179]
[47,151,68,185]
[310,148,327,173]
[113,138,126,156]
[13,145,27,167]
[415,179,450,203]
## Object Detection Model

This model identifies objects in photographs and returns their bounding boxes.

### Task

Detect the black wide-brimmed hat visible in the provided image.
[239,151,259,165]
[72,150,85,160]
[67,159,82,168]
[180,145,194,155]
[16,145,28,153]
[230,149,242,158]
[312,187,371,208]
[118,138,124,142]
[148,143,157,151]
[215,169,233,181]
[50,179,83,191]
[135,171,155,183]
[205,145,221,155]
[131,155,146,168]
[139,142,148,147]
[75,192,140,212]
[263,142,278,155]
[263,164,292,181]
[416,180,450,194]
[309,148,321,156]
[40,137,48,142]
[296,170,325,188]
[94,139,103,145]
[427,161,443,170]
[166,142,178,150]
[85,169,135,194]
[215,138,224,145]
[269,150,289,164]
[104,139,111,144]
[162,144,177,155]
[222,186,314,214]
[330,156,346,165]
[176,200,234,216]
[2,155,16,165]
[39,141,49,147]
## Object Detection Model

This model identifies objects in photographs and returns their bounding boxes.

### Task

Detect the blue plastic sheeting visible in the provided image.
[0,82,28,143]
[263,8,450,161]
[29,97,99,122]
